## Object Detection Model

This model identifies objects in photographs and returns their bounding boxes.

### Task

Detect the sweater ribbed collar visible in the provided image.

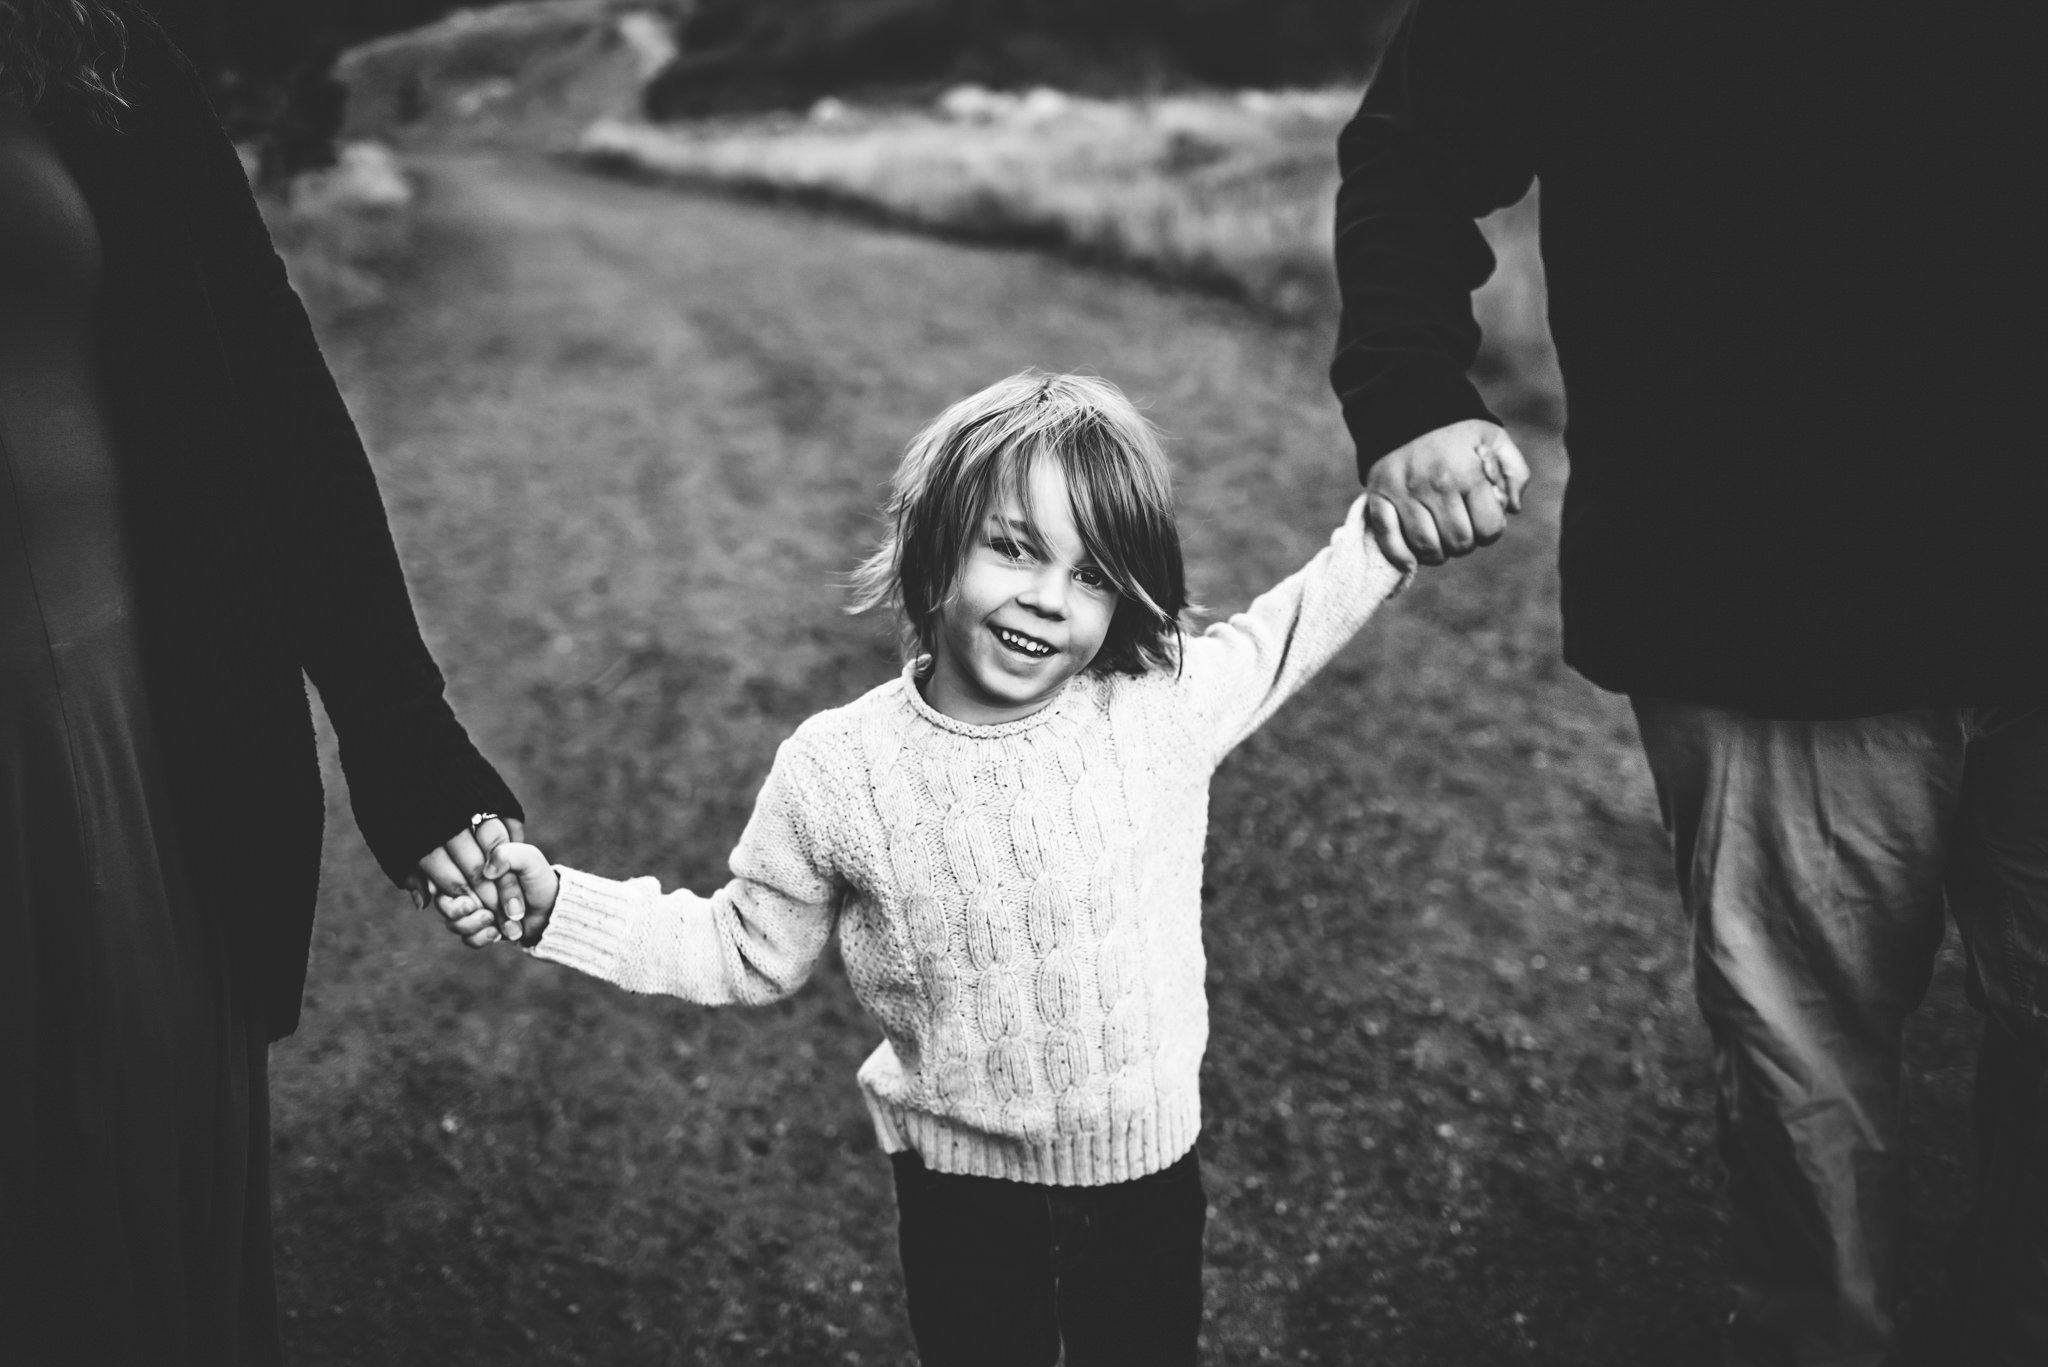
[895,657,1083,740]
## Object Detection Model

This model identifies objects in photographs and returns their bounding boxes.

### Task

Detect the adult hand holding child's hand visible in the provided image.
[433,841,561,949]
[1362,418,1529,572]
[408,814,523,930]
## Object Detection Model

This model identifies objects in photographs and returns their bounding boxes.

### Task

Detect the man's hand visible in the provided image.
[407,815,525,940]
[1363,419,1530,572]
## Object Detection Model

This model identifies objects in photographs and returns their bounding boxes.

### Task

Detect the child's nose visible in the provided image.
[1018,566,1069,616]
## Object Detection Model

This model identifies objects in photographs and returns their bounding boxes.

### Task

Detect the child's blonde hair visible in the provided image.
[851,370,1188,675]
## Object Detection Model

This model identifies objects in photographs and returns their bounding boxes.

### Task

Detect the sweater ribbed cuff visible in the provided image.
[528,864,639,978]
[1337,491,1415,601]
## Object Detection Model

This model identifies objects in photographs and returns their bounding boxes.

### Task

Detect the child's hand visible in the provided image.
[434,841,562,948]
[434,884,507,948]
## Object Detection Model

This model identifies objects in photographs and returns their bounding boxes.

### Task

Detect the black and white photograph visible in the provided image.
[3,1,2044,1363]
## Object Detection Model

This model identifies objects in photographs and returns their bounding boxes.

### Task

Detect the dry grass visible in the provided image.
[336,0,682,150]
[584,91,1353,319]
[577,89,1559,423]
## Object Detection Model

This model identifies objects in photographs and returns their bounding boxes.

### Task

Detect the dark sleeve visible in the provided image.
[1330,0,1539,475]
[161,59,522,884]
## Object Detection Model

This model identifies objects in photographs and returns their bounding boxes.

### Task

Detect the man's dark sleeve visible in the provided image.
[1331,0,1539,476]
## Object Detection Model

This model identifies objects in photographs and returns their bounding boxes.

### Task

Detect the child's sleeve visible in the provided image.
[1176,493,1407,765]
[529,738,845,1006]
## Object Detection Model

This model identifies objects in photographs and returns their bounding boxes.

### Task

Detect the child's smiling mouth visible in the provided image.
[993,625,1056,658]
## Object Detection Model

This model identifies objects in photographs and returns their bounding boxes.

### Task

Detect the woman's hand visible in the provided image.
[407,815,526,941]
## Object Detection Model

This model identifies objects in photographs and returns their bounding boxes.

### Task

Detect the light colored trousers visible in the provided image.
[1632,701,2048,1367]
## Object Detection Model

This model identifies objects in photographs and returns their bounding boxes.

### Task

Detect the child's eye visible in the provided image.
[990,537,1031,562]
[1075,566,1110,590]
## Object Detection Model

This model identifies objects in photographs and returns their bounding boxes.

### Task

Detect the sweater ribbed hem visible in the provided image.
[528,865,639,978]
[862,1085,1202,1187]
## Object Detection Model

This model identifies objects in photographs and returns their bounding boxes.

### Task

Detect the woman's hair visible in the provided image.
[0,0,132,122]
[850,369,1189,676]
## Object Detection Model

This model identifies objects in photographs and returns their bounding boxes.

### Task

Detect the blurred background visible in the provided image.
[221,2,1975,1363]
[191,0,1405,170]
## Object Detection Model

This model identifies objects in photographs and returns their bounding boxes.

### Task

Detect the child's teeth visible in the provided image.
[1001,629,1047,654]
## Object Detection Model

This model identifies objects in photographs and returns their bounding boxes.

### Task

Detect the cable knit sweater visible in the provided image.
[534,494,1402,1185]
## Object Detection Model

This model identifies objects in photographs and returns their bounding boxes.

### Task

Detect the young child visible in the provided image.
[439,370,1405,1366]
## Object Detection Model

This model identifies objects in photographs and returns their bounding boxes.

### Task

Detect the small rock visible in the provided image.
[1017,87,1071,123]
[451,77,516,119]
[615,11,677,78]
[291,142,412,215]
[937,84,1014,122]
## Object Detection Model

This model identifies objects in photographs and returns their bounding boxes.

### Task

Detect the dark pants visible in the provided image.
[1633,701,2048,1367]
[890,1147,1207,1367]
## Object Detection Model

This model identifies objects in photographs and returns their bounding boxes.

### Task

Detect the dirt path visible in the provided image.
[269,152,1974,1365]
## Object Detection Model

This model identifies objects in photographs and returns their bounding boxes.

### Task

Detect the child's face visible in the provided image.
[923,460,1117,726]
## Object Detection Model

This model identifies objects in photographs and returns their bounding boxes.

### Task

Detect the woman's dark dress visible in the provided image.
[0,106,278,1362]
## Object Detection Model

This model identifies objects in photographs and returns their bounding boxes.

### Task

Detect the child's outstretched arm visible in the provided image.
[1178,492,1408,763]
[449,739,847,1007]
